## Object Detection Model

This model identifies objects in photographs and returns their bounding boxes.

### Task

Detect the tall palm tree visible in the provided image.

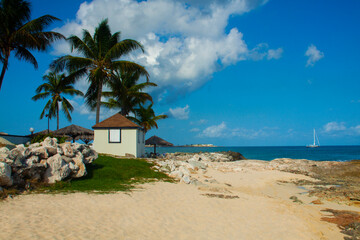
[129,104,167,133]
[32,71,84,130]
[102,70,156,116]
[51,19,149,124]
[0,0,64,92]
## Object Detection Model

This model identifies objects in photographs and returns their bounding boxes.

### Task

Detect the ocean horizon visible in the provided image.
[146,145,360,161]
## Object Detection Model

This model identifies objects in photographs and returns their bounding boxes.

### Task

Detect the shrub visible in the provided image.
[31,133,67,144]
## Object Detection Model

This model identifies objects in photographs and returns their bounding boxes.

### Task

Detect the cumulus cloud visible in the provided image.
[198,122,227,138]
[267,48,283,60]
[52,0,280,101]
[190,128,200,132]
[305,44,324,67]
[197,123,278,138]
[322,121,360,136]
[323,122,346,132]
[168,105,190,120]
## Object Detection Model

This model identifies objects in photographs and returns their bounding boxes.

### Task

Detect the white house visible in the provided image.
[92,113,145,158]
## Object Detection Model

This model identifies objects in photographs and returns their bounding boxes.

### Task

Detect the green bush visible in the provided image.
[31,133,67,144]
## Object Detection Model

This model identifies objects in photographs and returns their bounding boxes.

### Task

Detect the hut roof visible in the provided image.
[145,135,173,146]
[92,113,140,129]
[54,124,93,137]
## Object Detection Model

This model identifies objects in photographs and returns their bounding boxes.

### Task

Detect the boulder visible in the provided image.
[0,162,12,186]
[62,143,75,158]
[25,155,40,167]
[44,154,71,183]
[181,175,191,184]
[42,137,58,148]
[71,152,87,178]
[188,160,207,170]
[0,147,10,155]
[45,147,57,157]
[31,147,49,159]
[169,170,183,179]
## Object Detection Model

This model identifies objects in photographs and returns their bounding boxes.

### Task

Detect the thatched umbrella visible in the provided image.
[76,134,94,144]
[145,135,173,155]
[54,124,93,143]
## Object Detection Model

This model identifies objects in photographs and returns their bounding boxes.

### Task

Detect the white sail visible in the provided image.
[307,129,320,148]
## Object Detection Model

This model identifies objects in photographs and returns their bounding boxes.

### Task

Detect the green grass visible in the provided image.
[40,155,172,193]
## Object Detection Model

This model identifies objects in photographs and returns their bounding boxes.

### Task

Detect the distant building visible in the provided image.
[92,113,145,158]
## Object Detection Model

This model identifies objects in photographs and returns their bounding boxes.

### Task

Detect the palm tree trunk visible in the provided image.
[0,50,10,92]
[57,102,59,130]
[96,80,103,124]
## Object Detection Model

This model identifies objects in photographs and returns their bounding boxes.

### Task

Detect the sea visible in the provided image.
[145,145,360,162]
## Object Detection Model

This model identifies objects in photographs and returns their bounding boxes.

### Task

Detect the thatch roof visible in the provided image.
[0,136,14,146]
[92,113,140,129]
[145,135,173,146]
[54,124,93,142]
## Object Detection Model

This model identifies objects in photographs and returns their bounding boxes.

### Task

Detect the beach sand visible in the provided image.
[0,162,358,240]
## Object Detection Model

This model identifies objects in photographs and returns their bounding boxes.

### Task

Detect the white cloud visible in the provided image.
[168,105,190,120]
[322,121,360,136]
[190,128,200,132]
[197,123,277,139]
[190,119,207,125]
[305,44,324,67]
[323,121,346,132]
[53,0,280,101]
[198,122,227,138]
[267,48,283,60]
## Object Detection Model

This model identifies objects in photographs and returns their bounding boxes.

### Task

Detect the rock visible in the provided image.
[28,142,40,149]
[71,152,87,178]
[125,153,135,158]
[25,155,39,167]
[42,137,58,148]
[0,147,10,155]
[62,143,75,158]
[0,162,13,186]
[45,147,57,157]
[220,151,246,161]
[188,160,207,170]
[9,148,25,166]
[31,147,49,159]
[169,170,183,179]
[44,154,71,183]
[179,166,190,176]
[181,175,191,184]
[83,148,97,164]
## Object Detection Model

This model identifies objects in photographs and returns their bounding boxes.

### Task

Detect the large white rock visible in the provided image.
[62,143,75,158]
[0,147,10,155]
[71,152,87,178]
[42,137,58,148]
[31,147,49,159]
[44,154,71,183]
[0,162,12,186]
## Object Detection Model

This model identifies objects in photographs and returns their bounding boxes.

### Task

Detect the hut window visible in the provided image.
[109,129,121,143]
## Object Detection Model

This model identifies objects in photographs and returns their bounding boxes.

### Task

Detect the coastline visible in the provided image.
[0,153,359,239]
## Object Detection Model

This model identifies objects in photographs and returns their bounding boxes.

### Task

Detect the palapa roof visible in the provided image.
[145,135,173,146]
[92,113,141,129]
[54,124,94,137]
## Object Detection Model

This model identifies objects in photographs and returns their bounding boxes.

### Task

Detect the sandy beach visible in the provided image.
[1,160,358,240]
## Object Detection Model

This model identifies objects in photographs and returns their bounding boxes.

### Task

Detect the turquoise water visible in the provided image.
[146,145,360,161]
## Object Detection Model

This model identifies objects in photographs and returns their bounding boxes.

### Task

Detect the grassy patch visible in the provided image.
[40,155,172,193]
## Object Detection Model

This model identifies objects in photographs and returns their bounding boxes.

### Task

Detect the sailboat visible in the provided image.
[306,129,320,148]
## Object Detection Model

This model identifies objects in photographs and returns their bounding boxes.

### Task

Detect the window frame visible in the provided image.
[108,129,121,143]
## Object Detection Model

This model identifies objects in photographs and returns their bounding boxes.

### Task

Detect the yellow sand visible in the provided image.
[0,164,357,240]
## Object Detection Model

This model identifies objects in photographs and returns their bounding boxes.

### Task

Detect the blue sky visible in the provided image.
[0,0,360,146]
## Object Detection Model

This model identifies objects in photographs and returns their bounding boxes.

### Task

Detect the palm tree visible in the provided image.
[0,0,64,92]
[129,104,167,133]
[51,19,149,124]
[102,70,156,116]
[32,71,84,130]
